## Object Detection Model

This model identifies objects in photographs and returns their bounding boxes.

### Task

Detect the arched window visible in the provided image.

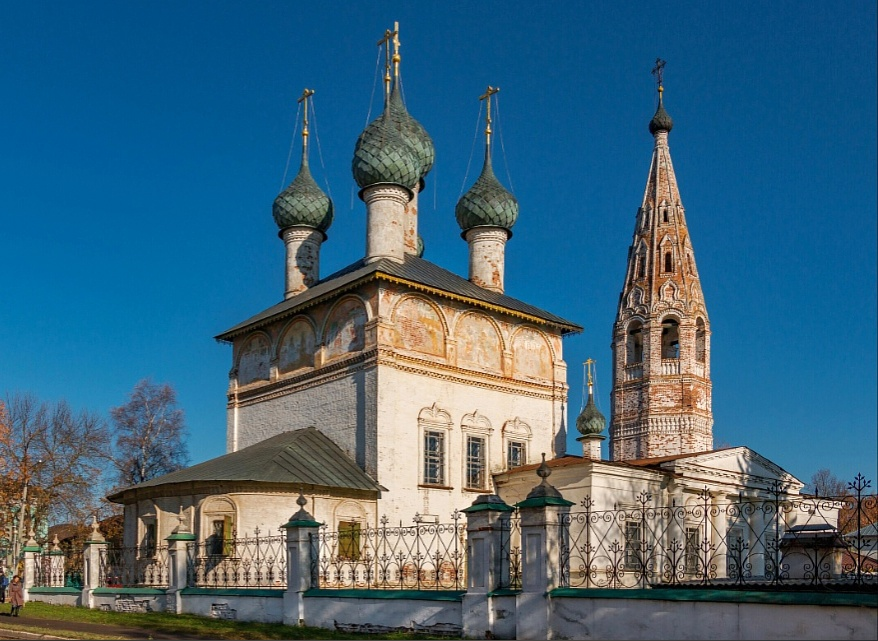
[663,209,669,224]
[627,321,643,364]
[661,318,679,359]
[637,252,646,279]
[664,252,673,273]
[695,318,706,363]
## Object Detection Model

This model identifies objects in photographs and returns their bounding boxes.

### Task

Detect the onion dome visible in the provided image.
[272,157,334,234]
[649,89,674,135]
[416,234,424,258]
[352,106,420,191]
[576,390,606,436]
[388,80,434,180]
[455,150,519,234]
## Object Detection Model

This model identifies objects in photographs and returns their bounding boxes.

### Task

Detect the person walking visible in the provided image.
[8,575,23,616]
[0,571,7,603]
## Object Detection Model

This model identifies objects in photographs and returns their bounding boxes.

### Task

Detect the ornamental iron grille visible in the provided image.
[498,507,522,590]
[186,528,286,588]
[312,512,465,590]
[99,545,169,588]
[559,477,877,590]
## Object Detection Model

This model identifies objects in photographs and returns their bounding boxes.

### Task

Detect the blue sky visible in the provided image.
[1,2,875,489]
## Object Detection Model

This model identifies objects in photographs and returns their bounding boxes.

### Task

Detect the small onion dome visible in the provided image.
[352,106,420,191]
[389,81,434,180]
[455,151,519,235]
[272,159,334,234]
[576,391,606,436]
[416,234,425,258]
[649,95,674,135]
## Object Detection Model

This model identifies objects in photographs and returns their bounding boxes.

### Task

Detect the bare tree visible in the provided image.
[805,468,849,498]
[0,393,111,545]
[111,379,189,488]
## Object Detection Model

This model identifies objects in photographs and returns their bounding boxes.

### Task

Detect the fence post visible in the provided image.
[461,494,514,640]
[80,520,108,609]
[281,493,320,627]
[166,515,196,614]
[21,529,42,599]
[515,455,574,641]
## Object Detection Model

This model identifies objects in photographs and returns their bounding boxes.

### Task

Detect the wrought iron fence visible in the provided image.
[32,545,84,588]
[499,508,521,590]
[100,545,169,588]
[559,475,877,590]
[312,512,466,590]
[186,529,286,588]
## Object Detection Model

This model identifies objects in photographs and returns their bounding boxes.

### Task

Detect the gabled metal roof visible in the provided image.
[216,254,582,342]
[107,427,383,502]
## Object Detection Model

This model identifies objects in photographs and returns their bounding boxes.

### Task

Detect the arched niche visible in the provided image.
[695,317,706,363]
[626,319,644,364]
[454,312,502,373]
[323,297,367,361]
[392,295,446,357]
[238,333,271,385]
[278,317,316,373]
[511,327,552,380]
[198,496,238,550]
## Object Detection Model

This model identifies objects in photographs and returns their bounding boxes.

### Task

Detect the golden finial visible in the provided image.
[296,88,314,161]
[479,85,500,150]
[585,358,595,388]
[392,21,401,77]
[378,28,392,96]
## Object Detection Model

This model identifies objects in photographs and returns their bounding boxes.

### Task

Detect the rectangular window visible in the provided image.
[338,521,361,561]
[423,430,445,485]
[624,521,643,570]
[465,435,487,489]
[685,526,701,575]
[507,441,526,470]
[143,522,157,557]
[209,516,234,556]
[726,527,744,578]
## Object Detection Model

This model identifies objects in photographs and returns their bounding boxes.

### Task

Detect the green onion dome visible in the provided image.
[352,104,420,191]
[272,158,334,234]
[388,80,434,180]
[455,151,519,234]
[576,391,606,436]
[416,234,424,258]
[649,93,674,135]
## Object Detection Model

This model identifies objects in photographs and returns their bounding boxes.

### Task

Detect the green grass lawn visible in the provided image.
[1,601,457,640]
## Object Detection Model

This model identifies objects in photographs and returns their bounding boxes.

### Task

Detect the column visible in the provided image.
[166,518,196,614]
[515,456,574,641]
[80,520,108,609]
[282,494,321,627]
[461,494,514,640]
[21,529,41,596]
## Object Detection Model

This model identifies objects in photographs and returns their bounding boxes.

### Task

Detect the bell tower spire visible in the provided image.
[609,61,713,461]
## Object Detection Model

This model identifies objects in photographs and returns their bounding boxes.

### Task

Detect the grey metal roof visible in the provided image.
[107,427,383,502]
[216,254,582,342]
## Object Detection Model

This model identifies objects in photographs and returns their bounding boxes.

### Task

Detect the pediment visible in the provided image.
[660,447,803,489]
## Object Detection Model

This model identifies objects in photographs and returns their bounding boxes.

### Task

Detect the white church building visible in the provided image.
[109,33,805,553]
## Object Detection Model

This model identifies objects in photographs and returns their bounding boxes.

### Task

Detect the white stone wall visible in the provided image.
[374,364,562,524]
[229,367,378,476]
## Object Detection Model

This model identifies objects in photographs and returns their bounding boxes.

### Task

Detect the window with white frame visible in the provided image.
[685,526,701,575]
[502,417,531,471]
[423,430,446,485]
[624,520,644,570]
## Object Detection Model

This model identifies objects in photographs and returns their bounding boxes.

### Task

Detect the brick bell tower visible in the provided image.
[610,61,713,461]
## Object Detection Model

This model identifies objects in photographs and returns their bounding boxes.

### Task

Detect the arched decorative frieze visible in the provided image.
[278,316,317,373]
[391,295,447,358]
[461,410,493,434]
[660,280,679,302]
[237,332,271,385]
[626,286,644,309]
[418,402,453,428]
[502,417,532,439]
[333,499,368,526]
[510,326,553,381]
[322,296,368,361]
[453,311,503,373]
